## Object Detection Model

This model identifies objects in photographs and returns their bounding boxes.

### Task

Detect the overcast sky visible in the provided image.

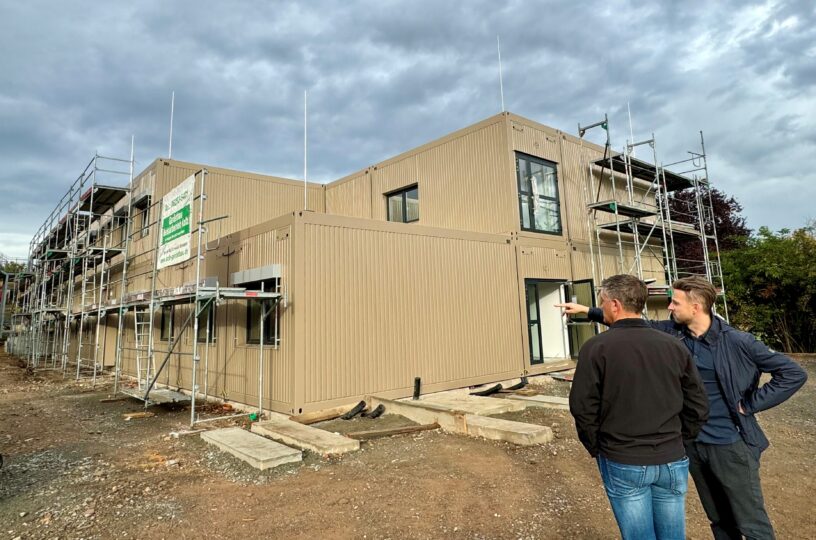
[1,0,813,259]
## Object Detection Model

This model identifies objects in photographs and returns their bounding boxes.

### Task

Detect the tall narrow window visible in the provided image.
[244,278,281,345]
[196,302,216,343]
[386,185,419,223]
[516,153,561,234]
[160,305,173,341]
[134,195,151,239]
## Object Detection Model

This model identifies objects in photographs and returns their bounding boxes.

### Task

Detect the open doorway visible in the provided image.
[525,278,597,366]
[525,279,569,365]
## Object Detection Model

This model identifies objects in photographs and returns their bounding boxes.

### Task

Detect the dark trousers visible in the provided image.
[685,440,775,540]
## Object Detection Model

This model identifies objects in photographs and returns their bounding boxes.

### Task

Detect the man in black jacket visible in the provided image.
[558,275,808,539]
[569,274,709,540]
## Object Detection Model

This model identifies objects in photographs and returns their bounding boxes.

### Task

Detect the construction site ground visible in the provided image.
[1,350,814,540]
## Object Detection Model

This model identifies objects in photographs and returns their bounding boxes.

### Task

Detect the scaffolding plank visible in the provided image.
[588,200,656,218]
[78,185,129,215]
[598,220,700,239]
[594,155,693,192]
[121,387,191,406]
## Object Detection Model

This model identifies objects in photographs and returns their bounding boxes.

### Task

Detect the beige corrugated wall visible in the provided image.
[325,171,372,219]
[326,114,518,235]
[295,212,524,411]
[155,159,324,239]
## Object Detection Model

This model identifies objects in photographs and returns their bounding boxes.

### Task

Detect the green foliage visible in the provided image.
[0,254,26,275]
[722,226,816,352]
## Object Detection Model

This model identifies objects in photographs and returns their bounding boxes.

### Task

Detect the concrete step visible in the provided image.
[201,427,302,470]
[252,417,360,456]
[418,394,526,415]
[464,415,553,446]
[507,394,570,410]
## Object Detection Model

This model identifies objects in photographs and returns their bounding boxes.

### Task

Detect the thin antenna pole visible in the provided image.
[627,101,635,157]
[304,90,308,211]
[168,91,175,158]
[497,35,505,112]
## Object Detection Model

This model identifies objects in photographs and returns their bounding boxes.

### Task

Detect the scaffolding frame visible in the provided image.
[106,168,283,427]
[7,151,134,377]
[577,118,728,319]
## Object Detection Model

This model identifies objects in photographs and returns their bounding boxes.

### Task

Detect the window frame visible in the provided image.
[244,277,281,346]
[246,300,280,346]
[515,152,562,235]
[134,196,151,239]
[196,301,217,343]
[385,184,419,223]
[160,304,173,341]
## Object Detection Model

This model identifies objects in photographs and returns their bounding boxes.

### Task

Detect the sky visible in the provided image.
[1,0,813,259]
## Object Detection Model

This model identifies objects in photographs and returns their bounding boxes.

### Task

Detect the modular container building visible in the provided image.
[16,111,709,416]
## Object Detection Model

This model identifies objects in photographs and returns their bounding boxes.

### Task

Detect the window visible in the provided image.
[134,196,151,239]
[386,185,419,223]
[246,301,279,345]
[196,302,216,343]
[160,305,173,341]
[244,278,281,345]
[516,153,561,234]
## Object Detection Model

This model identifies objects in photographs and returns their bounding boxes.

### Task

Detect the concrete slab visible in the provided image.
[368,396,468,433]
[465,415,553,446]
[252,417,360,455]
[367,396,552,446]
[201,427,302,470]
[418,394,526,415]
[507,394,570,410]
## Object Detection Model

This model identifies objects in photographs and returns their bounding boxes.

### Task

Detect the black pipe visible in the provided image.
[413,377,421,400]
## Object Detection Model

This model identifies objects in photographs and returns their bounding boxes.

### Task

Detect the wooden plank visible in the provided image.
[289,404,356,425]
[346,423,440,440]
[123,411,155,420]
[496,388,538,396]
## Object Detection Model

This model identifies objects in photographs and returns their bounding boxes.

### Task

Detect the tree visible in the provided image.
[721,226,816,352]
[668,187,751,276]
[0,254,26,274]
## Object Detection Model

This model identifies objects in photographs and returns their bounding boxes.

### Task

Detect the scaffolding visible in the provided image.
[7,152,134,376]
[107,168,283,427]
[577,117,728,318]
[8,158,285,426]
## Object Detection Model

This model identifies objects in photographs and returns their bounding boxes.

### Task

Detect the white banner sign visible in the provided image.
[157,174,195,270]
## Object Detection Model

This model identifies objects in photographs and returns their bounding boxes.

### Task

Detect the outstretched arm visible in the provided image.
[555,302,606,324]
[554,302,590,316]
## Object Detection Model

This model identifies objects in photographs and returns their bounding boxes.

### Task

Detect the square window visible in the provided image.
[386,185,419,223]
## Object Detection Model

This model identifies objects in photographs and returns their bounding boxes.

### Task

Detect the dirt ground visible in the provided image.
[1,351,814,539]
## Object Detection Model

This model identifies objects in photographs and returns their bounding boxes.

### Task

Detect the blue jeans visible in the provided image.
[597,455,690,540]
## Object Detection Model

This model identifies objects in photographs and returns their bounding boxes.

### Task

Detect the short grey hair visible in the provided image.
[600,274,648,313]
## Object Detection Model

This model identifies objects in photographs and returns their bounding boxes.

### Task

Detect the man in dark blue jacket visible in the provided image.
[557,275,808,539]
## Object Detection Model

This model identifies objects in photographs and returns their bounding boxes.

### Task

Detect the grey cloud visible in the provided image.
[0,0,813,257]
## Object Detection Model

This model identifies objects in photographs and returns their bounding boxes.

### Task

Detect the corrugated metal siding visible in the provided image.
[558,136,603,242]
[510,121,562,163]
[362,119,517,234]
[325,172,372,218]
[516,244,571,279]
[299,215,522,407]
[156,160,323,240]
